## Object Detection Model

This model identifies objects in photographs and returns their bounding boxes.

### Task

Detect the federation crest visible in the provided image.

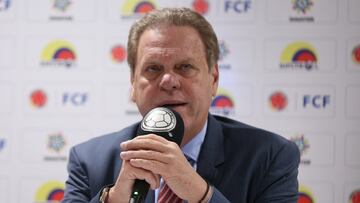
[141,107,176,132]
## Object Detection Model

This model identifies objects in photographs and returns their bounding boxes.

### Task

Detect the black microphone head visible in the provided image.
[131,107,184,203]
[137,107,184,146]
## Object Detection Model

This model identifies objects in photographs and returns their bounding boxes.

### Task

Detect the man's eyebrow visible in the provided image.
[177,58,194,63]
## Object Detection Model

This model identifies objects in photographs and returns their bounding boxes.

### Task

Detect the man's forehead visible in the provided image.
[139,25,202,44]
[138,33,202,52]
[140,47,197,63]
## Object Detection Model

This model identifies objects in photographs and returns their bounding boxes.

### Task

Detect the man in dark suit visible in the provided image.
[63,7,300,203]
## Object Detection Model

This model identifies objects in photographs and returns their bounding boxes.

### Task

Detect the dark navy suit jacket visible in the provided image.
[63,114,300,203]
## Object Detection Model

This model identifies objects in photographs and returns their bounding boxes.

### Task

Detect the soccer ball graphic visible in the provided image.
[141,107,176,132]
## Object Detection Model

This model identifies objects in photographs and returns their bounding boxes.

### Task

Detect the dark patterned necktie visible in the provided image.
[157,182,183,203]
[157,156,195,203]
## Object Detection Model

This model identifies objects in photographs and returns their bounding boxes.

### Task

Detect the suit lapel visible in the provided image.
[196,114,225,186]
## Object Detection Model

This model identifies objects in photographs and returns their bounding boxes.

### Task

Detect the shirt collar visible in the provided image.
[181,120,208,163]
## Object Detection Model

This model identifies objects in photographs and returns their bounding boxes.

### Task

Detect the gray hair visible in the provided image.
[127,7,219,74]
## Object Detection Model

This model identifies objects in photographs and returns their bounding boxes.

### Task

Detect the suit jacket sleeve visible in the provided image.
[63,147,102,203]
[209,188,231,203]
[208,140,299,203]
[254,141,300,203]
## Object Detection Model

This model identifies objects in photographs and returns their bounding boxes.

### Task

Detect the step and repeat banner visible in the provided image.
[1,0,360,202]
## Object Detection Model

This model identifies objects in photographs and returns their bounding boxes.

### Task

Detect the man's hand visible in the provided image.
[108,134,210,203]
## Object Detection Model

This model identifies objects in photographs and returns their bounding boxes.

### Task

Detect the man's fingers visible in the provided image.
[133,134,169,143]
[123,161,160,190]
[121,134,179,152]
[120,150,171,164]
[129,159,167,177]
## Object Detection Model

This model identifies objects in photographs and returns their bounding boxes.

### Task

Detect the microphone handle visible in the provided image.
[129,179,150,203]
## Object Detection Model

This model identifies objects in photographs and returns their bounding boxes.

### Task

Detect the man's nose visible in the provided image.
[159,73,180,91]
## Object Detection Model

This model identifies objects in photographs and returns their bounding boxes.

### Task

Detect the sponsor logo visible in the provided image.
[30,89,48,109]
[121,0,157,18]
[34,180,64,202]
[210,88,235,116]
[40,40,77,68]
[290,0,314,22]
[0,0,10,12]
[0,138,5,152]
[290,134,311,165]
[110,44,127,63]
[192,0,209,15]
[53,0,71,12]
[293,0,313,14]
[218,40,231,70]
[62,92,88,106]
[349,189,360,203]
[352,45,360,65]
[47,133,66,153]
[269,91,287,111]
[219,40,230,61]
[50,0,73,21]
[280,41,318,71]
[44,132,67,162]
[224,0,251,13]
[298,185,315,203]
[303,94,330,109]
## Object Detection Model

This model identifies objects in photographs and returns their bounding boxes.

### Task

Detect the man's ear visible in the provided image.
[130,73,136,102]
[211,64,219,97]
[130,85,136,103]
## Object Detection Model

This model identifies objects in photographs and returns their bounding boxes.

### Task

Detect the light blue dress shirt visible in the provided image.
[154,120,208,202]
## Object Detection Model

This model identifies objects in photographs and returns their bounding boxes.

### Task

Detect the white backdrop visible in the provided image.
[1,0,360,202]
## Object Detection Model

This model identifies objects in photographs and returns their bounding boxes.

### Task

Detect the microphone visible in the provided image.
[129,107,184,203]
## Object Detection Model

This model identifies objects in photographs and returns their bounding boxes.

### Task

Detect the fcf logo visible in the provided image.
[224,0,251,13]
[62,92,88,106]
[303,95,330,109]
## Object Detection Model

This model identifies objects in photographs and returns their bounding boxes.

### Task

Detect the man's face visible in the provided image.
[131,25,219,145]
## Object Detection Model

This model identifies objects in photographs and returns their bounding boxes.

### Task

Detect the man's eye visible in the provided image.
[176,64,193,72]
[175,64,197,77]
[143,65,162,80]
[146,65,161,72]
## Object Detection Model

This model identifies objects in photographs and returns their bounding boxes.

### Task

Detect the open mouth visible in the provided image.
[162,103,186,109]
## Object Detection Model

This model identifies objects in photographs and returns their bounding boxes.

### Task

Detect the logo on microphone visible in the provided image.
[141,107,176,132]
